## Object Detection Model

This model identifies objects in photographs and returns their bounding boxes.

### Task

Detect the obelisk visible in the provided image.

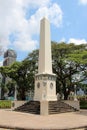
[38,17,52,74]
[34,17,57,101]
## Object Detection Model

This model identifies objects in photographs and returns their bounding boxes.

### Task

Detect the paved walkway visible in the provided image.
[0,110,87,130]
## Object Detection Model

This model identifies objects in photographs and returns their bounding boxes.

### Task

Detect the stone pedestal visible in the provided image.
[40,101,49,115]
[34,74,57,101]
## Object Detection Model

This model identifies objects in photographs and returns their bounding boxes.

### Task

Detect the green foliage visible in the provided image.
[80,100,87,109]
[67,50,87,64]
[52,42,87,99]
[0,100,11,108]
[0,50,39,100]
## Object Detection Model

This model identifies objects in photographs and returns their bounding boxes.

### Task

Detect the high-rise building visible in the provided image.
[3,49,17,66]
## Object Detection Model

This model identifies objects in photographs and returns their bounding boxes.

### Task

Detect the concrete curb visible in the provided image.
[0,125,87,130]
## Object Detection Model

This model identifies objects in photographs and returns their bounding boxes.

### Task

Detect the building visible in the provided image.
[3,49,17,66]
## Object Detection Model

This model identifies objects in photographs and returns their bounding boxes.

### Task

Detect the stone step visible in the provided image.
[48,101,76,114]
[15,100,77,115]
[15,101,40,114]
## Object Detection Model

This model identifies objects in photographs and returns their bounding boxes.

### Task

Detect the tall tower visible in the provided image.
[34,17,57,101]
[3,49,17,66]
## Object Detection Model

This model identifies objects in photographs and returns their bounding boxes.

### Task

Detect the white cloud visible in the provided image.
[0,0,63,52]
[59,38,66,42]
[14,40,38,51]
[0,61,3,66]
[79,0,87,5]
[68,38,87,45]
[23,0,50,8]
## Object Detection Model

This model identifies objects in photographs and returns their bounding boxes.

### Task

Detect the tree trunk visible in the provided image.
[64,88,69,100]
[19,88,26,100]
[62,83,69,100]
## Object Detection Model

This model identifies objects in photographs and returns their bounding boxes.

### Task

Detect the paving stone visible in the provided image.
[0,109,87,130]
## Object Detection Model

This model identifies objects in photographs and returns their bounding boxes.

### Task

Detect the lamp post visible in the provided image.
[0,78,2,100]
[73,75,80,101]
[74,84,78,101]
[14,84,17,101]
[0,87,1,99]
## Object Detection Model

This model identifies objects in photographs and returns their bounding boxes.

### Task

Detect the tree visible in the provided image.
[52,42,87,99]
[0,49,39,100]
[0,61,21,99]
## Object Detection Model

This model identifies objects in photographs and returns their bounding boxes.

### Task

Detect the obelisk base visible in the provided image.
[34,73,57,101]
[40,101,49,115]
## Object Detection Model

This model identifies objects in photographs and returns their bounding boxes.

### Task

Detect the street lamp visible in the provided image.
[0,86,1,99]
[0,77,2,100]
[74,84,78,101]
[14,84,17,100]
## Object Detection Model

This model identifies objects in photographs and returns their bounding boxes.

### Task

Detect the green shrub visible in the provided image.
[77,95,87,101]
[80,100,87,109]
[0,100,11,108]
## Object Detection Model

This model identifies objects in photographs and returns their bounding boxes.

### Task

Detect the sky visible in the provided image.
[0,0,87,66]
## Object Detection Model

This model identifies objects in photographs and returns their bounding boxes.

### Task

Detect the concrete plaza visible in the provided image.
[0,109,87,130]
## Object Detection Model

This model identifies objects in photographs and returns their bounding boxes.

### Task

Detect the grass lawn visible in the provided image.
[0,100,11,108]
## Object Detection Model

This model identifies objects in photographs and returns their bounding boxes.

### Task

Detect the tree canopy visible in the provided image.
[52,42,87,99]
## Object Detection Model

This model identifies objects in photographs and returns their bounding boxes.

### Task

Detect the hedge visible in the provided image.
[80,100,87,109]
[0,100,11,108]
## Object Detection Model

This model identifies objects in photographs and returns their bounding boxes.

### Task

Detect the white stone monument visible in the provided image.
[34,17,57,101]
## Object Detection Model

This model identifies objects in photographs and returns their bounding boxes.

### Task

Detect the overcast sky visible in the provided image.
[0,0,87,65]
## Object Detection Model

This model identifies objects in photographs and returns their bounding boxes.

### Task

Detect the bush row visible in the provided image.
[0,100,11,108]
[80,100,87,109]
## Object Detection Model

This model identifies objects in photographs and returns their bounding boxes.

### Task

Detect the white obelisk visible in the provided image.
[38,17,52,74]
[34,17,57,101]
